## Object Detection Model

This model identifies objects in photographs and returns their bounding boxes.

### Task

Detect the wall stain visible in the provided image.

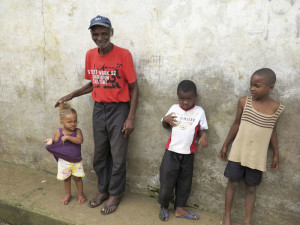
[68,3,77,17]
[297,15,300,38]
[271,0,294,15]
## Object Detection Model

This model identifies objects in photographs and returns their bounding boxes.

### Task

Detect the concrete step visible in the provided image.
[0,160,228,225]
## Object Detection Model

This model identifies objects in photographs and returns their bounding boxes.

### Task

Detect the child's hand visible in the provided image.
[270,155,279,171]
[61,136,69,145]
[219,146,228,161]
[163,113,178,127]
[44,138,53,145]
[198,133,208,148]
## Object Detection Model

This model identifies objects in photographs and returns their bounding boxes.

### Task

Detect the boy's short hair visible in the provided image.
[177,80,197,95]
[252,68,276,85]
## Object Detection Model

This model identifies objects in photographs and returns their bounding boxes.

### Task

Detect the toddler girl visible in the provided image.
[45,102,86,204]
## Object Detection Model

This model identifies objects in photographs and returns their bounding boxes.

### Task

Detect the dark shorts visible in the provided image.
[224,161,262,186]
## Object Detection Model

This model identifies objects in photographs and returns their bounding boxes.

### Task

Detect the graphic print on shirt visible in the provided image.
[177,113,196,130]
[88,63,123,89]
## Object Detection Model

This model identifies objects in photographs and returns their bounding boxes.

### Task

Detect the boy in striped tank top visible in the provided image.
[219,68,285,225]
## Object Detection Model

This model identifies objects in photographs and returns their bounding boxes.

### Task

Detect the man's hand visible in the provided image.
[54,94,73,108]
[122,118,135,138]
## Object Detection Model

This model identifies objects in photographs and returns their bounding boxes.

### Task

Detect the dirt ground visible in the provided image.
[0,219,11,225]
[0,160,240,225]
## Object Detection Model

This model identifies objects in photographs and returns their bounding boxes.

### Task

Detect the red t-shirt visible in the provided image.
[85,45,137,103]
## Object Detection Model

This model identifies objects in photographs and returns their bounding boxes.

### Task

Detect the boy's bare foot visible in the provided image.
[78,194,86,204]
[221,216,231,225]
[174,207,199,220]
[61,194,71,205]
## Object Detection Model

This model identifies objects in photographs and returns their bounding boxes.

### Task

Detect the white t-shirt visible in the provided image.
[163,104,208,154]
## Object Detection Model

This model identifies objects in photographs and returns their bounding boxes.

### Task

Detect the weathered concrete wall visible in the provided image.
[0,0,299,224]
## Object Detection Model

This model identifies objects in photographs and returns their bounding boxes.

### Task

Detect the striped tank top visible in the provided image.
[228,96,285,171]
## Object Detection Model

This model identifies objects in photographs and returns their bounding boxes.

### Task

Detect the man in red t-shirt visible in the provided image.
[55,15,138,215]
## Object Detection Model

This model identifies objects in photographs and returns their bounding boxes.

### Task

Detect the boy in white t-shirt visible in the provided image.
[158,80,209,221]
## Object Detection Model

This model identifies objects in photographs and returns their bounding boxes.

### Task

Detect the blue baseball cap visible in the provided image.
[88,15,112,29]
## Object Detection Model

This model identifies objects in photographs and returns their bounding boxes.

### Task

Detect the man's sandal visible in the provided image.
[101,199,121,215]
[88,195,109,208]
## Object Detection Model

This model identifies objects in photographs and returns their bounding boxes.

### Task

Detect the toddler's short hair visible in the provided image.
[253,68,276,85]
[177,80,197,95]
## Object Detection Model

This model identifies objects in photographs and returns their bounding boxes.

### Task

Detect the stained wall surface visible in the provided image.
[0,0,299,224]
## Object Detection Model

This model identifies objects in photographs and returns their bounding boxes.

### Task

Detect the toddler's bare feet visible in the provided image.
[61,194,71,205]
[78,194,86,204]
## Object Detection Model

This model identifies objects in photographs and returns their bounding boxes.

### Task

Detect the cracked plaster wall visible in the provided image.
[0,0,299,224]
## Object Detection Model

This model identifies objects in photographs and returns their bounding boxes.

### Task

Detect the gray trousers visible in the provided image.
[92,102,129,196]
[158,150,194,208]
